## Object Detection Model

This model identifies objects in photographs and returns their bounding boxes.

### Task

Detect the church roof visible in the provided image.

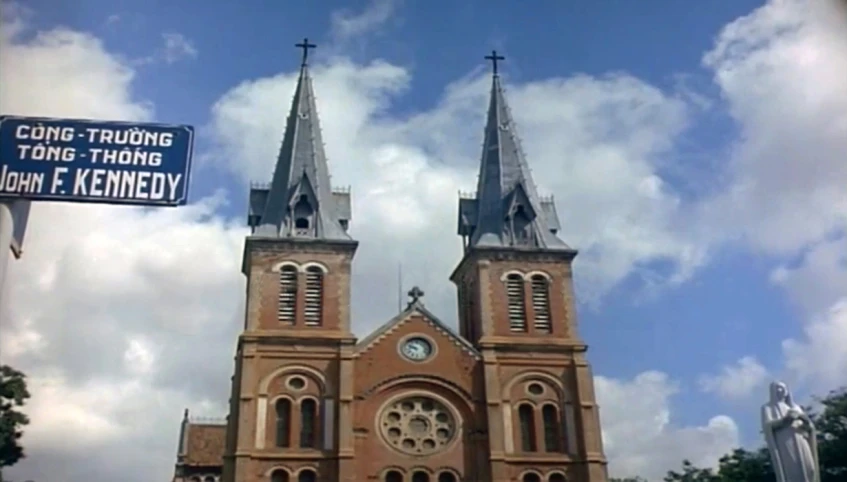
[248,40,352,241]
[458,53,571,251]
[180,420,225,467]
[355,299,481,360]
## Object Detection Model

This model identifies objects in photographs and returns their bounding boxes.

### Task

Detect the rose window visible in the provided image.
[378,396,457,455]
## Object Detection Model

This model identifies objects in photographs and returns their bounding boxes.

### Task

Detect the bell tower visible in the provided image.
[222,39,356,482]
[450,52,609,482]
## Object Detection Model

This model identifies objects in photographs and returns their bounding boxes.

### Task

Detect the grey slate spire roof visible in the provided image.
[457,53,570,251]
[247,39,352,240]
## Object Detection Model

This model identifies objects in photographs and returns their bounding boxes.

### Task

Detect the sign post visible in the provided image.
[0,115,195,311]
[0,202,13,309]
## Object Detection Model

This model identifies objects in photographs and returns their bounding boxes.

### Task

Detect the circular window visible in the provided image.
[378,395,457,455]
[287,376,306,390]
[527,383,545,396]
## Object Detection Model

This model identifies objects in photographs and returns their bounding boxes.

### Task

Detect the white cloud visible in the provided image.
[700,0,847,256]
[0,18,151,120]
[698,356,770,402]
[0,11,728,482]
[161,32,197,63]
[0,10,242,482]
[210,64,704,306]
[782,300,847,393]
[699,0,847,395]
[330,0,401,40]
[6,0,847,480]
[597,372,740,480]
[770,236,847,316]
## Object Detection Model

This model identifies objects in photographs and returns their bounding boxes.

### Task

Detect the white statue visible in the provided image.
[761,381,820,482]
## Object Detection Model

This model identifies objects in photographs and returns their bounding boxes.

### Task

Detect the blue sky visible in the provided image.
[3,0,846,480]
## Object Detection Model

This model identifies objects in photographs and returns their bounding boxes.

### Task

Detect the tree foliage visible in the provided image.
[660,387,847,482]
[0,365,30,468]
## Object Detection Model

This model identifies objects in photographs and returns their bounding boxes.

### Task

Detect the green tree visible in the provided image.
[611,478,649,482]
[0,365,30,468]
[663,460,719,481]
[713,448,773,482]
[812,387,847,481]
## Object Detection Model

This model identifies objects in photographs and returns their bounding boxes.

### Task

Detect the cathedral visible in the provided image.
[171,42,609,482]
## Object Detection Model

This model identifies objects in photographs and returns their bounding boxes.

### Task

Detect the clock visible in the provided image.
[400,337,433,361]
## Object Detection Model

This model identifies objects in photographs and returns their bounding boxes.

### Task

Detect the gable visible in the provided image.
[355,303,480,361]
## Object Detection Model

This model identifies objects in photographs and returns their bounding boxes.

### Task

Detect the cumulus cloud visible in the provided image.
[0,9,242,482]
[210,63,704,307]
[782,301,847,393]
[699,0,847,394]
[699,356,770,402]
[597,372,739,480]
[700,0,847,255]
[4,0,847,481]
[330,0,401,40]
[161,32,198,63]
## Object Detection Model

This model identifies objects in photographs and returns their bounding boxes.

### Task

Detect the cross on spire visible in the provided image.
[296,37,317,66]
[485,50,505,76]
[407,286,425,306]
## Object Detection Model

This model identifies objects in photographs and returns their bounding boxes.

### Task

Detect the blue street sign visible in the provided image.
[0,116,194,206]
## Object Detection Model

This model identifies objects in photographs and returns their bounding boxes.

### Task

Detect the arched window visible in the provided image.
[506,274,527,332]
[522,473,541,482]
[298,470,317,482]
[511,205,532,245]
[293,194,313,236]
[549,474,567,482]
[203,476,215,482]
[189,477,201,482]
[303,266,324,326]
[542,404,561,452]
[438,472,458,482]
[271,470,289,482]
[530,275,551,333]
[299,398,317,448]
[518,404,537,452]
[278,266,298,324]
[275,398,291,448]
[411,472,430,482]
[384,470,404,482]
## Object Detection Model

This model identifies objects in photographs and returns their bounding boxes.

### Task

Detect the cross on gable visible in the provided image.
[485,50,505,75]
[407,286,425,305]
[296,37,317,66]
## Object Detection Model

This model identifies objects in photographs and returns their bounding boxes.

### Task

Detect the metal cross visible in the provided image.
[407,286,425,304]
[296,38,317,66]
[485,50,505,75]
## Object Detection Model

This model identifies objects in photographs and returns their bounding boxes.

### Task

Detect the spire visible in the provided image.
[457,52,569,251]
[248,38,352,240]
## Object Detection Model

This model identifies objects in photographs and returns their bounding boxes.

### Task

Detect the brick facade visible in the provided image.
[173,238,609,482]
[172,50,608,482]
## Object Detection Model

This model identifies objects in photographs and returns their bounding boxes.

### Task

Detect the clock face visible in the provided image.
[401,337,433,361]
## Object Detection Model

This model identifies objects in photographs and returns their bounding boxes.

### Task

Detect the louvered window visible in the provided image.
[506,274,527,332]
[542,404,561,452]
[278,266,298,324]
[304,267,323,326]
[518,404,537,452]
[531,275,551,333]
